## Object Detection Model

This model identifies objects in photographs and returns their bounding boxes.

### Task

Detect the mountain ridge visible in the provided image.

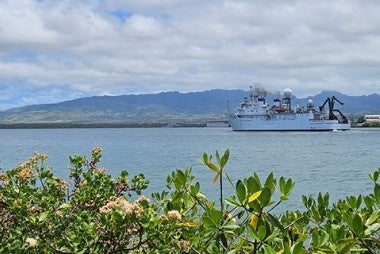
[0,89,379,125]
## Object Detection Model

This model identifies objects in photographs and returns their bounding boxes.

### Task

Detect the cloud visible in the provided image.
[0,0,380,109]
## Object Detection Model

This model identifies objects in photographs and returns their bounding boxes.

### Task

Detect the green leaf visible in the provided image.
[352,213,363,237]
[172,191,183,203]
[330,224,343,242]
[283,242,291,254]
[279,177,285,193]
[369,170,379,182]
[262,244,276,254]
[220,149,230,170]
[207,206,222,225]
[257,225,266,241]
[29,215,37,224]
[202,216,216,227]
[190,182,200,195]
[246,176,261,193]
[342,211,353,229]
[215,151,221,165]
[290,241,304,254]
[267,213,285,231]
[252,172,261,183]
[347,195,361,209]
[317,246,334,253]
[207,162,220,173]
[364,223,380,236]
[249,200,262,212]
[337,239,356,253]
[311,206,321,222]
[176,170,186,186]
[202,153,208,164]
[247,225,260,240]
[364,195,375,209]
[365,210,380,226]
[285,179,295,195]
[318,230,329,247]
[302,195,308,208]
[222,224,240,231]
[40,168,50,178]
[311,231,319,247]
[173,176,182,190]
[323,192,330,207]
[224,148,230,160]
[264,172,275,190]
[236,180,247,204]
[374,183,380,203]
[38,211,49,222]
[202,152,221,173]
[258,187,272,207]
[195,181,200,192]
[59,203,72,209]
[225,197,240,206]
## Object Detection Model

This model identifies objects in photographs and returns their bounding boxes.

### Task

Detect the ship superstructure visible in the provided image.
[229,86,350,131]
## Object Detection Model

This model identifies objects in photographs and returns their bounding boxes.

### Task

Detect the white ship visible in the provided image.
[229,86,350,131]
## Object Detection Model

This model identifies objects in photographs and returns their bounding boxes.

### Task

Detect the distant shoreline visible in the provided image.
[0,123,378,129]
[0,122,206,129]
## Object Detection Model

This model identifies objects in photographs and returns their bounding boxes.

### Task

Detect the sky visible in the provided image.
[1,0,380,110]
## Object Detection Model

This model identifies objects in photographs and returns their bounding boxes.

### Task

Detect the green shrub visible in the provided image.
[0,148,379,253]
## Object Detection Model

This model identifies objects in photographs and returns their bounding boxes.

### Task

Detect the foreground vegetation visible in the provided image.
[0,148,379,253]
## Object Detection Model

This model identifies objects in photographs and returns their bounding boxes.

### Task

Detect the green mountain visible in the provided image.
[0,89,379,126]
[0,90,245,125]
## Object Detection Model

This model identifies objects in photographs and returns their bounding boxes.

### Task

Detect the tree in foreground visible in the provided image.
[0,147,379,253]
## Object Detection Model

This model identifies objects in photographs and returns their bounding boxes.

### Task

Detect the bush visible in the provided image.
[0,148,379,253]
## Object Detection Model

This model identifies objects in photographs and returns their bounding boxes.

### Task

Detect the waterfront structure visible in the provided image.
[206,120,230,128]
[364,115,380,123]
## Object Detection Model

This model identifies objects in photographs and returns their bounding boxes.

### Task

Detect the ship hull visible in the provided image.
[229,113,350,131]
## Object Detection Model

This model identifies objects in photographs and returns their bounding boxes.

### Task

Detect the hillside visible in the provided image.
[0,89,379,125]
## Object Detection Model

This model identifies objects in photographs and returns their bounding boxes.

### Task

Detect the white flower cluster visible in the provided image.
[99,197,144,217]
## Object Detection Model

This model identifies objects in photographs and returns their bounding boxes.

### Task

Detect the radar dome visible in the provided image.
[283,88,293,98]
[307,99,314,108]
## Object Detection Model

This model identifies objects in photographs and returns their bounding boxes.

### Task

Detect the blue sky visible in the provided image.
[1,0,380,110]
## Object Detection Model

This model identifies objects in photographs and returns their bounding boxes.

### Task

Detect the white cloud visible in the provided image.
[0,0,380,109]
[124,14,164,37]
[0,1,58,48]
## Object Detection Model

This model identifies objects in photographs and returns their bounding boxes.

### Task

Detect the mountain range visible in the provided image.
[0,89,379,126]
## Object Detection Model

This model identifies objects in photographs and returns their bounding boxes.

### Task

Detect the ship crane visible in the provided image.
[319,96,348,123]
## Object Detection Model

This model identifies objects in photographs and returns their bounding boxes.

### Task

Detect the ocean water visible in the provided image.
[0,127,379,211]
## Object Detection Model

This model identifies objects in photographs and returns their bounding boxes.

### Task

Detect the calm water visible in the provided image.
[1,127,379,211]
